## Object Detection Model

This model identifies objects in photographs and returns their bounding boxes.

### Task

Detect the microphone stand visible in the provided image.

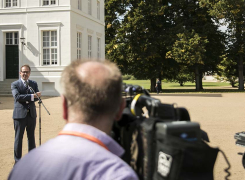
[28,85,50,146]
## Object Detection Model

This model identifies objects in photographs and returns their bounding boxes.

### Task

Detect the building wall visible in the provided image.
[70,0,105,61]
[70,12,105,61]
[26,10,71,96]
[0,0,105,96]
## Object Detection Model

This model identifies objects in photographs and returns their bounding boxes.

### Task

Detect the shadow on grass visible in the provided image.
[168,84,228,87]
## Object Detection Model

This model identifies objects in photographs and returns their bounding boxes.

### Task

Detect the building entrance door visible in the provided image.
[5,32,19,79]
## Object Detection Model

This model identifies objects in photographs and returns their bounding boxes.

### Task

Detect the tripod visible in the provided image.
[28,86,50,146]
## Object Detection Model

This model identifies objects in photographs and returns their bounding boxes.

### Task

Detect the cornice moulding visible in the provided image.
[36,22,62,27]
[0,6,70,14]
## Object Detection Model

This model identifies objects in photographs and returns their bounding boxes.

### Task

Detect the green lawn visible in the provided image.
[123,80,230,89]
[123,80,244,93]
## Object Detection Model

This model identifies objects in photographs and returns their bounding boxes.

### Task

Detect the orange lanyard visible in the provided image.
[58,131,109,151]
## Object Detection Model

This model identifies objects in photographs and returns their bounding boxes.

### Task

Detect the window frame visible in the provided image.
[88,35,92,58]
[4,0,19,8]
[88,0,92,15]
[37,22,61,66]
[42,0,56,6]
[77,32,82,59]
[41,30,58,66]
[97,37,101,59]
[78,0,82,10]
[97,0,100,20]
[5,32,19,45]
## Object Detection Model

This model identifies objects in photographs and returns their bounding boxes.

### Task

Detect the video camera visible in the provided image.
[112,84,221,180]
[234,131,245,168]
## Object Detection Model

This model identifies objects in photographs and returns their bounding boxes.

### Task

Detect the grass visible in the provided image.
[123,80,245,93]
[123,80,230,89]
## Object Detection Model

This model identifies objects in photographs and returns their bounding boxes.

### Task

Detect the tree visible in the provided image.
[166,30,208,90]
[217,55,238,87]
[167,0,226,90]
[200,0,245,90]
[106,0,225,91]
[174,65,194,86]
[106,0,179,92]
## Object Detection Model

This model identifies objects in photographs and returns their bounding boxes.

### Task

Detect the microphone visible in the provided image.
[25,81,29,86]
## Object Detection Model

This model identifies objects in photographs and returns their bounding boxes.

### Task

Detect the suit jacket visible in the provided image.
[11,79,39,119]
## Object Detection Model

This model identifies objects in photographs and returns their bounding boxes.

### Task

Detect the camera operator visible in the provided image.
[8,59,138,180]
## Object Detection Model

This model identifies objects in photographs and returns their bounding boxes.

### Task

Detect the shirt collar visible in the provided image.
[20,78,29,84]
[62,123,125,157]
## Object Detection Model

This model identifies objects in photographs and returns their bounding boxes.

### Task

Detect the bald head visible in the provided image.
[61,59,122,124]
[77,61,113,88]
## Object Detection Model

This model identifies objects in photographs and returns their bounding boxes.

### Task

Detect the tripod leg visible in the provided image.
[39,102,41,146]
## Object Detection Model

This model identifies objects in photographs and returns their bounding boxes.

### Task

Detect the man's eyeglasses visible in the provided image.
[21,71,30,74]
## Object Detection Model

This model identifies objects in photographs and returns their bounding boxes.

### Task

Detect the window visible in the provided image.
[77,32,82,59]
[6,32,18,45]
[78,0,82,10]
[5,0,17,7]
[42,31,57,65]
[88,35,92,58]
[88,0,92,15]
[97,1,100,19]
[97,38,101,59]
[43,0,56,6]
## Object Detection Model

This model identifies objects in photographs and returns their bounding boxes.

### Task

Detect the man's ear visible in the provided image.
[61,95,68,121]
[115,98,126,121]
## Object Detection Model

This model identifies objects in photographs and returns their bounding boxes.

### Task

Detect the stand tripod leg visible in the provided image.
[39,101,41,146]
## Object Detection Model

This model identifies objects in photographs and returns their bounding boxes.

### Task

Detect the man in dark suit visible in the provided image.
[11,64,41,164]
[155,78,162,94]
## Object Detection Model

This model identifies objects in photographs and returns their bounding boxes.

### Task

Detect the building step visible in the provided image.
[0,79,17,83]
[0,87,11,91]
[0,90,12,94]
[0,94,13,97]
[0,79,17,96]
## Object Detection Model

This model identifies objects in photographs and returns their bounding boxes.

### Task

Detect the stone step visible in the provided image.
[0,94,13,97]
[0,79,17,83]
[0,87,11,90]
[0,79,17,96]
[0,90,12,94]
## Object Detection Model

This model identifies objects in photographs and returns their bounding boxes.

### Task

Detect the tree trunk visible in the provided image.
[238,55,244,90]
[199,71,203,90]
[235,20,244,90]
[195,66,201,91]
[150,78,156,92]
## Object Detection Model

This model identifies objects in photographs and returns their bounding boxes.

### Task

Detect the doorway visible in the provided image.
[5,32,19,79]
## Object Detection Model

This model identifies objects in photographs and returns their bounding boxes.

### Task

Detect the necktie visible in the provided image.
[24,81,30,109]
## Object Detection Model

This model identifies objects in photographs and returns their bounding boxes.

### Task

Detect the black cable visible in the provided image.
[219,149,231,180]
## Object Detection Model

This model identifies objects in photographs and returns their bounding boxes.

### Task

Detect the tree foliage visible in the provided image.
[106,0,178,91]
[200,0,245,89]
[105,0,230,91]
[166,30,209,90]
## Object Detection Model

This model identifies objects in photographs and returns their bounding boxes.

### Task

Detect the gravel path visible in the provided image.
[1,94,245,179]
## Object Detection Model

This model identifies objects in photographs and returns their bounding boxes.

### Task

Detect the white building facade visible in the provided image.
[0,0,105,96]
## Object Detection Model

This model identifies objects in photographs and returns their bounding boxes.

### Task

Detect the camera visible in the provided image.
[112,84,218,180]
[234,131,245,168]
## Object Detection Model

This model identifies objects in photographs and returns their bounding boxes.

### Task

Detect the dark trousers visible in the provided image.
[14,112,36,163]
[156,86,161,94]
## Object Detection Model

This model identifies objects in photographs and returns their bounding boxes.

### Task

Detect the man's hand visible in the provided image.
[34,92,41,98]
